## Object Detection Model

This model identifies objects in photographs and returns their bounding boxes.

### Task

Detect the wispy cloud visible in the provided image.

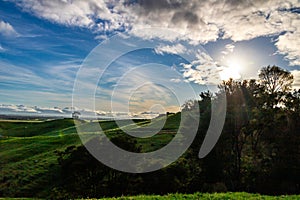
[170,78,183,83]
[0,61,49,88]
[0,60,83,108]
[0,89,71,107]
[222,43,235,55]
[0,44,5,52]
[155,43,187,55]
[95,66,180,113]
[0,20,19,37]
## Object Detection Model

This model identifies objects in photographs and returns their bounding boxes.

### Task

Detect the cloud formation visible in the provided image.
[0,44,5,52]
[154,43,187,55]
[0,61,77,92]
[9,0,300,66]
[275,31,300,66]
[10,0,126,32]
[181,51,222,84]
[222,43,235,55]
[0,104,38,114]
[0,104,80,116]
[0,104,165,119]
[0,20,18,37]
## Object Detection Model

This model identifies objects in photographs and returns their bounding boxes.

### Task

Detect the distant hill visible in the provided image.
[0,118,75,137]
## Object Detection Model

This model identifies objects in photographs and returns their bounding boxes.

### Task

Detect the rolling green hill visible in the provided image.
[0,114,181,197]
[0,119,75,137]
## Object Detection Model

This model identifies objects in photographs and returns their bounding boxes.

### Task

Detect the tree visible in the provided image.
[218,79,254,189]
[258,65,293,95]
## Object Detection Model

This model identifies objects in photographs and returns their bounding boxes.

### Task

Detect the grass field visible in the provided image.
[0,119,78,194]
[0,114,180,197]
[95,192,300,200]
[1,192,299,199]
[0,192,300,200]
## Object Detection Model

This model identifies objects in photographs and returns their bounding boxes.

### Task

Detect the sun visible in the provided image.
[219,58,243,81]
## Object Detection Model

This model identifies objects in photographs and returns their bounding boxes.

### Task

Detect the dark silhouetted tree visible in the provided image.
[259,65,293,94]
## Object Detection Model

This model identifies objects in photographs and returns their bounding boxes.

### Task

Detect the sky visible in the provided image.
[0,0,300,117]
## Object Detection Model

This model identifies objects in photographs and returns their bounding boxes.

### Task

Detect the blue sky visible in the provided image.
[0,0,299,117]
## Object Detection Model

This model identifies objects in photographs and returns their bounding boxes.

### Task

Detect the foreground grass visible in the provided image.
[1,192,300,200]
[0,198,34,200]
[87,192,300,200]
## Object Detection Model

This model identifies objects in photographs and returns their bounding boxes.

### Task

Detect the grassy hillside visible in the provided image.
[0,114,180,197]
[0,133,81,196]
[0,119,75,137]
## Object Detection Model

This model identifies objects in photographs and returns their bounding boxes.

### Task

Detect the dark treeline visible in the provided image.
[52,66,300,199]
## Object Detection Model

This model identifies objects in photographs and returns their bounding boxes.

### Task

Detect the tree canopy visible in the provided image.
[259,65,293,94]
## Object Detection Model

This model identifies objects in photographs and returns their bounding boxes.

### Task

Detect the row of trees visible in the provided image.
[52,66,300,198]
[188,65,299,193]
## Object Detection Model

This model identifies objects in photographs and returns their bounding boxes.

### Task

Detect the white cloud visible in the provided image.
[129,0,300,66]
[181,51,222,84]
[125,1,298,41]
[222,43,235,55]
[0,104,38,113]
[275,31,300,66]
[9,0,300,66]
[0,44,5,52]
[170,78,182,83]
[0,104,74,116]
[12,1,299,40]
[0,103,166,119]
[0,20,18,37]
[11,0,124,32]
[154,43,187,55]
[0,61,66,91]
